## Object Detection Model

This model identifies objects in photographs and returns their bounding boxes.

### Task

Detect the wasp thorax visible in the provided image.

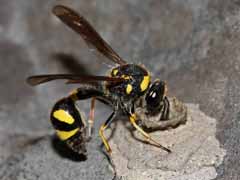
[108,64,151,99]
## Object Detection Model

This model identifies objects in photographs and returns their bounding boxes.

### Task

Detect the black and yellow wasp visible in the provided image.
[27,5,171,171]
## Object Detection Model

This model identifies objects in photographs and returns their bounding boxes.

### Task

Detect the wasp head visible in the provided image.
[145,80,167,114]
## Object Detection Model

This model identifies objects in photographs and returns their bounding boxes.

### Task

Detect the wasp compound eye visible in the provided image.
[145,81,166,114]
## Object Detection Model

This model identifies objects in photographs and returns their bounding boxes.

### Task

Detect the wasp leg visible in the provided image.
[88,97,96,138]
[69,87,103,138]
[160,96,170,120]
[129,113,171,153]
[99,111,116,153]
[99,111,117,176]
[158,81,170,120]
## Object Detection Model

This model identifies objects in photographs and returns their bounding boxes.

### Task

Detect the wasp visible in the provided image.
[27,5,176,174]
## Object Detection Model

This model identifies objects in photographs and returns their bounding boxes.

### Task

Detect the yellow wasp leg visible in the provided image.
[129,114,171,153]
[99,124,112,153]
[98,110,116,154]
[99,111,117,178]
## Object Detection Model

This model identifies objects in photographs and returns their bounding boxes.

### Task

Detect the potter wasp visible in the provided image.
[27,5,173,174]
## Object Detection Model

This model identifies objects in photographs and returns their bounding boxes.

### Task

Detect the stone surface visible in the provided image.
[0,0,240,179]
[0,136,114,180]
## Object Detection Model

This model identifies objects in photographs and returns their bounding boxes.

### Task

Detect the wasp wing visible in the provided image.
[27,74,124,86]
[52,5,127,66]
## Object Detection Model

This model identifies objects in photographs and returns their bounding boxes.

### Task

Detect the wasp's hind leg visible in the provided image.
[88,97,96,139]
[69,88,103,139]
[50,96,88,155]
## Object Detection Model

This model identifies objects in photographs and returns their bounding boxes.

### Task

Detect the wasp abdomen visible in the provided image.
[50,97,87,154]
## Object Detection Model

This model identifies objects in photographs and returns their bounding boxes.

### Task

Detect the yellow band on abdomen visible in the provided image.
[56,128,79,140]
[53,109,75,124]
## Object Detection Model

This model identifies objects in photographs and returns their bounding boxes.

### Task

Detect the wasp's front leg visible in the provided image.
[128,113,171,153]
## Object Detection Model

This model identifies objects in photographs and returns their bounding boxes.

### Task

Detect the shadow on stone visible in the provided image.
[51,53,91,75]
[51,135,87,162]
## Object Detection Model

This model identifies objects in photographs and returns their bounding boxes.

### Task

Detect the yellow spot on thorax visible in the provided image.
[56,128,79,140]
[112,69,118,76]
[140,76,150,92]
[122,75,131,80]
[53,110,75,124]
[126,84,133,94]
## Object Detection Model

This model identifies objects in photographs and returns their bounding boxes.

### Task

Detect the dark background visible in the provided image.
[0,0,239,179]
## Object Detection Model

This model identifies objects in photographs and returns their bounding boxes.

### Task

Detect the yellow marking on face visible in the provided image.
[140,75,150,92]
[53,110,75,124]
[112,69,118,76]
[126,84,133,94]
[56,128,79,140]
